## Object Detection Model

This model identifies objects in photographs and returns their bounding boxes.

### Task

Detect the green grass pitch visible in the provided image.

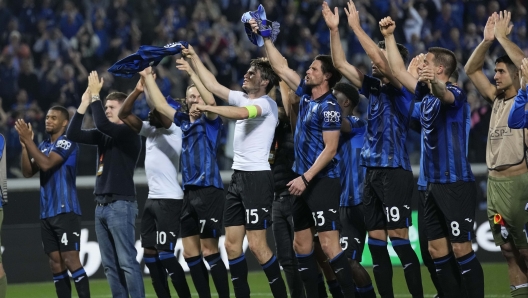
[7,263,513,297]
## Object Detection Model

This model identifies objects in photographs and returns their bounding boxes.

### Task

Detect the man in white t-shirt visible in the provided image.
[118,78,191,298]
[184,44,288,298]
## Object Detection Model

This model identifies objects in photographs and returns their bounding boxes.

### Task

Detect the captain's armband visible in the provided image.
[245,105,258,119]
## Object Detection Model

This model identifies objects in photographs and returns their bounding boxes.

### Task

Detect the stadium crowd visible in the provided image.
[0,0,526,177]
[5,0,528,297]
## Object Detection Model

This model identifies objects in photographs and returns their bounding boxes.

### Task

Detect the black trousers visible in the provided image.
[272,193,306,298]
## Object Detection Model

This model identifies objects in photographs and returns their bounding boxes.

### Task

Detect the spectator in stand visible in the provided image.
[439,27,462,53]
[1,0,528,177]
[2,30,30,75]
[18,58,39,101]
[17,0,38,35]
[0,53,18,108]
[70,24,101,71]
[433,3,459,43]
[38,0,56,28]
[0,1,12,39]
[33,27,70,62]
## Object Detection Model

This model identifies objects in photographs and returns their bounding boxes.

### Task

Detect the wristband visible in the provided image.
[301,174,309,187]
[91,95,100,101]
[246,105,258,119]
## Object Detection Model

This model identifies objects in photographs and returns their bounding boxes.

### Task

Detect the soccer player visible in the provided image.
[409,60,467,298]
[66,72,144,298]
[177,44,287,298]
[466,11,528,297]
[16,106,90,298]
[140,59,230,298]
[254,19,356,297]
[270,80,306,298]
[382,16,484,298]
[118,75,191,298]
[276,75,343,298]
[333,82,376,298]
[322,2,422,297]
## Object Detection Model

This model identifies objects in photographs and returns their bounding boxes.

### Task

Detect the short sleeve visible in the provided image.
[447,84,466,108]
[205,116,222,143]
[139,121,153,137]
[50,136,76,160]
[411,102,421,121]
[392,85,414,119]
[167,123,180,133]
[359,75,380,97]
[295,78,309,97]
[253,97,272,116]
[228,90,246,106]
[173,111,189,126]
[320,99,342,131]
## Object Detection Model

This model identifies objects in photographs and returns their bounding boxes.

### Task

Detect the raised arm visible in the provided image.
[261,41,301,90]
[408,54,425,80]
[17,122,39,177]
[343,1,402,88]
[247,20,301,90]
[464,14,497,103]
[381,17,418,92]
[176,57,218,120]
[65,88,103,145]
[184,45,231,101]
[118,79,144,134]
[495,10,525,69]
[88,71,134,138]
[279,80,295,117]
[139,67,177,121]
[419,65,456,105]
[322,1,364,88]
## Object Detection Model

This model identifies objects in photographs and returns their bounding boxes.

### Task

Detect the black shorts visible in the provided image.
[339,205,367,262]
[180,186,225,239]
[141,199,183,250]
[224,170,273,230]
[292,177,341,233]
[41,212,81,254]
[363,167,414,231]
[424,181,477,243]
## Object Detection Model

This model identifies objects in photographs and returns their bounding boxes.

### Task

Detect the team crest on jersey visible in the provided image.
[323,111,341,123]
[56,139,72,150]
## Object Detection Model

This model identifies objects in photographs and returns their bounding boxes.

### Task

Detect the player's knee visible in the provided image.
[388,228,408,239]
[48,258,62,272]
[248,238,265,256]
[182,249,196,259]
[319,241,337,258]
[201,245,219,258]
[143,248,157,257]
[293,237,311,255]
[62,254,81,270]
[501,243,517,261]
[224,238,242,257]
[428,244,444,259]
[451,242,472,258]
